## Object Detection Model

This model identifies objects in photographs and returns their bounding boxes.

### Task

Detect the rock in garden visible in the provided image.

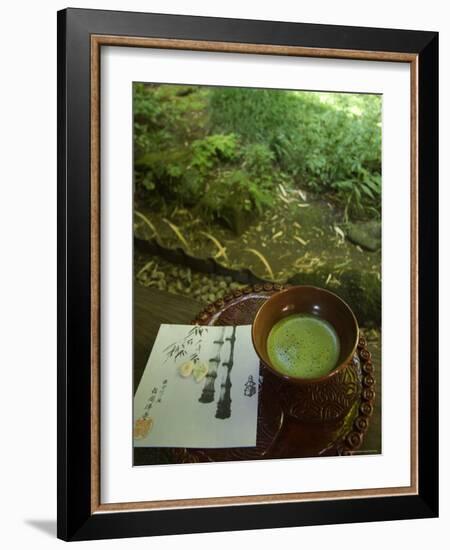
[346,221,381,252]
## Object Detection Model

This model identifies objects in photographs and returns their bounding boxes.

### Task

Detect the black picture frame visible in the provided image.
[57,7,438,541]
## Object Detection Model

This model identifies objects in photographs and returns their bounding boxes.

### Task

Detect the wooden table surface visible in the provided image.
[134,283,382,464]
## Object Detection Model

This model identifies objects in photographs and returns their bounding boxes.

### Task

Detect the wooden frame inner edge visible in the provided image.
[90,35,419,514]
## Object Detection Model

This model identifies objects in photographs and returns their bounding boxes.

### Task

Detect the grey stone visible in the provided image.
[346,221,381,252]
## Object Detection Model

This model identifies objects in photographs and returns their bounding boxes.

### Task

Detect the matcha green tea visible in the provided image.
[267,314,340,379]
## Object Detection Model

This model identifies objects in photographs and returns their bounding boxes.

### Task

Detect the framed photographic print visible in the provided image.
[57,8,438,541]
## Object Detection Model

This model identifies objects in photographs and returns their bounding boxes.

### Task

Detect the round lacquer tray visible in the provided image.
[173,283,375,463]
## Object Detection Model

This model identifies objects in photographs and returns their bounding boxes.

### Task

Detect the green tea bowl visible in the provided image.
[252,285,359,386]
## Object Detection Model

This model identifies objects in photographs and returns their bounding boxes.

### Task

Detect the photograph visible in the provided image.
[0,0,443,544]
[54,5,439,541]
[132,83,382,466]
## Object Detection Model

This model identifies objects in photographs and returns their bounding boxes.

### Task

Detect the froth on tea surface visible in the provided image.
[267,313,340,379]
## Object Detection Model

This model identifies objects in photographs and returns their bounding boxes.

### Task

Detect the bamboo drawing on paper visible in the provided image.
[199,326,226,403]
[216,326,237,419]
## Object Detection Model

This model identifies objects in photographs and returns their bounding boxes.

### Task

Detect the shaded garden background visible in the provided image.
[133,83,382,329]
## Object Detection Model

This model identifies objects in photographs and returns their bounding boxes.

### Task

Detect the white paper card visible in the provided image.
[133,324,260,448]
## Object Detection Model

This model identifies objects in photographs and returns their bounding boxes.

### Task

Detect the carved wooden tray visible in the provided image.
[173,283,376,463]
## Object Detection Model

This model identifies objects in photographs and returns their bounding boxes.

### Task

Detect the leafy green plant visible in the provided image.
[133,83,382,224]
[198,168,273,233]
[334,168,381,222]
[190,134,238,174]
